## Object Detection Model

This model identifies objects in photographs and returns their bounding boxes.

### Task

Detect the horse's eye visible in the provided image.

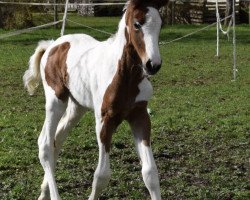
[134,22,142,30]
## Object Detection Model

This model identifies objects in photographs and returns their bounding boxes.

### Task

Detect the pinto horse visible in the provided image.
[23,0,168,199]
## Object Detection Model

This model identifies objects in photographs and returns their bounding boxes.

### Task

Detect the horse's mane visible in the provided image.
[106,2,129,44]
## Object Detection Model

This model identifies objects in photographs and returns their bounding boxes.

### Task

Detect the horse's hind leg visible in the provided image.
[38,97,86,200]
[54,98,86,161]
[38,88,67,200]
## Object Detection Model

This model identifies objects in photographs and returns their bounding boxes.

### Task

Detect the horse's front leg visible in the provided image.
[89,113,120,200]
[127,102,161,200]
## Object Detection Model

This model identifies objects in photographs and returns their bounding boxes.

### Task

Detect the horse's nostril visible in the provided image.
[154,63,161,71]
[146,60,152,69]
[145,60,161,75]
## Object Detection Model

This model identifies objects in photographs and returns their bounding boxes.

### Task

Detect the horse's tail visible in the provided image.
[23,40,53,95]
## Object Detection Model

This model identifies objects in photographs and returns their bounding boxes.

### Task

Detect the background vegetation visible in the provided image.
[0,15,249,199]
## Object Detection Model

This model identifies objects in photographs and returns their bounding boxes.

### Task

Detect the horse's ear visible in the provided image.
[130,0,143,7]
[155,0,169,9]
[130,0,169,9]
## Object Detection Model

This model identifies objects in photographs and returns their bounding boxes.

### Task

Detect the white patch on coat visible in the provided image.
[135,78,153,102]
[142,7,162,66]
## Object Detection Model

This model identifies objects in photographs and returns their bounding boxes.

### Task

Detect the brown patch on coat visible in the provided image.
[45,42,70,101]
[100,29,145,152]
[126,101,151,146]
[125,2,147,61]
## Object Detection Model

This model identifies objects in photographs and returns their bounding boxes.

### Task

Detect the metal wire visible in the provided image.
[159,15,233,45]
[66,19,113,36]
[0,20,62,40]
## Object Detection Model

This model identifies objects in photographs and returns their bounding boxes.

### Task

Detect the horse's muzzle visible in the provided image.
[145,59,162,75]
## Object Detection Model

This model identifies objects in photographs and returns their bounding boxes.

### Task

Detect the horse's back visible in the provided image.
[52,34,99,50]
[41,34,99,69]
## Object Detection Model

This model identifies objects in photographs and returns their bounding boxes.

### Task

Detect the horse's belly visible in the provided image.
[69,80,93,109]
[67,61,94,109]
[57,34,99,108]
[135,78,153,102]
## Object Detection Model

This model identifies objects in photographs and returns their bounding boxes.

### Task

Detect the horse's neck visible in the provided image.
[101,27,143,119]
[101,14,143,104]
[109,14,128,64]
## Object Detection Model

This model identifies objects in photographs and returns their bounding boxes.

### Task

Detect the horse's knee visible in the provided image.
[94,168,111,189]
[142,165,159,190]
[89,168,111,200]
[38,141,51,164]
[94,169,111,184]
[38,134,43,147]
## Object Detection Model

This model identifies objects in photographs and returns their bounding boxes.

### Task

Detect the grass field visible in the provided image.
[0,15,249,200]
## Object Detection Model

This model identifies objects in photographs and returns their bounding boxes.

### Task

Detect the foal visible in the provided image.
[23,0,168,199]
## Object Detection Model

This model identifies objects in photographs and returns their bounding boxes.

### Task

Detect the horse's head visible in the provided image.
[125,0,168,75]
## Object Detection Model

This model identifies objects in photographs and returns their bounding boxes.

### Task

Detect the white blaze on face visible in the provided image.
[142,7,162,67]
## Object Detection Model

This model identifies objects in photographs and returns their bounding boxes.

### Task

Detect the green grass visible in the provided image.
[0,15,249,200]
